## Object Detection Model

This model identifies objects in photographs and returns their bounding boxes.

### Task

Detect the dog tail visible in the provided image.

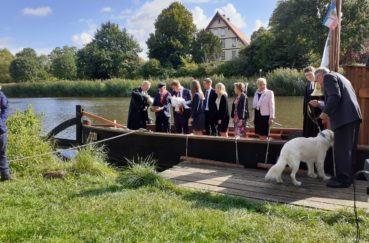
[265,155,288,181]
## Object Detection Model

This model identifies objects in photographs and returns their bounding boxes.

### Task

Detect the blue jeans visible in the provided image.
[0,133,9,177]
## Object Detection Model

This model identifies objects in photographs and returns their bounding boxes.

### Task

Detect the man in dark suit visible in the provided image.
[310,67,362,188]
[303,66,324,137]
[171,80,192,134]
[203,78,217,136]
[0,90,11,181]
[127,81,152,130]
[152,82,171,133]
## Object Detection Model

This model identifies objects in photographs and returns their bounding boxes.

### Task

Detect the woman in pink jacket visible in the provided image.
[252,78,275,139]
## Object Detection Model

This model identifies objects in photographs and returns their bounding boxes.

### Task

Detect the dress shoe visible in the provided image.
[1,174,13,181]
[326,177,352,188]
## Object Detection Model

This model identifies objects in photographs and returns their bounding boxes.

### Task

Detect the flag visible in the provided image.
[320,32,330,67]
[323,1,339,29]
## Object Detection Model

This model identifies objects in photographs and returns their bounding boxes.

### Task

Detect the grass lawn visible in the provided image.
[0,173,368,243]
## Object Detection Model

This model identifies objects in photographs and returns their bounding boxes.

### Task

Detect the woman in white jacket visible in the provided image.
[252,78,275,139]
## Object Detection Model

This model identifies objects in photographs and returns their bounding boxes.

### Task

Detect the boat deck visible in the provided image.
[161,161,369,211]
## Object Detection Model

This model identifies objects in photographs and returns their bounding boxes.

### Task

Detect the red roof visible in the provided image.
[206,11,250,45]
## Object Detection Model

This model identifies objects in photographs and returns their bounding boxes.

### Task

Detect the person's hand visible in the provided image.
[309,100,320,108]
[319,112,328,120]
[268,118,274,125]
[218,120,222,125]
[189,118,193,124]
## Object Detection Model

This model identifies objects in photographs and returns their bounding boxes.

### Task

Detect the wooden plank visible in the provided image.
[171,179,345,210]
[162,169,369,208]
[180,156,244,168]
[359,88,369,98]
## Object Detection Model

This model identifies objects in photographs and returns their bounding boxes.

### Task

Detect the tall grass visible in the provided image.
[1,68,307,98]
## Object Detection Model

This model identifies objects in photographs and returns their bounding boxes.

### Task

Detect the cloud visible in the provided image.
[72,22,97,48]
[100,7,113,13]
[116,0,175,58]
[22,7,52,17]
[0,36,52,55]
[191,6,211,30]
[216,3,246,29]
[253,19,268,32]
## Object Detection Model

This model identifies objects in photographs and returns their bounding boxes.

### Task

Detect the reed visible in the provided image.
[1,68,307,98]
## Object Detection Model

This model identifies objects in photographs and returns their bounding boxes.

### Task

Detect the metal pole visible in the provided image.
[76,105,83,144]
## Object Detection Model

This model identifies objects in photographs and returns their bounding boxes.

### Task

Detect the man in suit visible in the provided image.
[127,81,152,130]
[152,82,171,133]
[171,80,192,134]
[203,78,217,136]
[302,66,324,137]
[0,90,11,181]
[310,67,362,188]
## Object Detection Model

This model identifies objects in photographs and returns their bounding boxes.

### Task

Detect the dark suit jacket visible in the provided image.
[127,87,150,130]
[323,72,362,130]
[231,93,249,120]
[153,91,171,118]
[173,88,192,108]
[216,95,230,121]
[0,91,9,134]
[204,88,217,114]
[191,93,204,118]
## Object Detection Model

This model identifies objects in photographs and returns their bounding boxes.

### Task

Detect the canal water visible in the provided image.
[8,96,303,139]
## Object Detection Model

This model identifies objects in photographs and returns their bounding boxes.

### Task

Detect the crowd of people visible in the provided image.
[127,77,276,139]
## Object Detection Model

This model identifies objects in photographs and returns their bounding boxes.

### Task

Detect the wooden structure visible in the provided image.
[344,65,369,145]
[161,161,369,211]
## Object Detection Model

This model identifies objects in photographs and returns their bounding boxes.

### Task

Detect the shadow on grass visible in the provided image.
[73,184,122,198]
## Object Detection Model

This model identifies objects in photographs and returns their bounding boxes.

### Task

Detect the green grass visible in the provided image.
[3,107,368,242]
[0,173,368,242]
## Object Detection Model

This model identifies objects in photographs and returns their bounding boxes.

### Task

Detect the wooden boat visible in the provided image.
[48,105,369,174]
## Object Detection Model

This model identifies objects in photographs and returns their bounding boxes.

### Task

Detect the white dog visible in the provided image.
[265,129,334,186]
[170,96,189,112]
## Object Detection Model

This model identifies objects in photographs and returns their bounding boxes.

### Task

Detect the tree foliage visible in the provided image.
[147,2,196,68]
[77,22,141,79]
[0,48,14,83]
[9,48,40,82]
[191,29,222,64]
[50,46,77,80]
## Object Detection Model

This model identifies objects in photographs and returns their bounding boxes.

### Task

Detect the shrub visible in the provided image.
[266,68,305,96]
[7,108,61,176]
[67,145,116,177]
[117,156,173,189]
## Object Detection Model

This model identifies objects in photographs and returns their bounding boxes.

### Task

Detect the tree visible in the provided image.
[50,46,77,79]
[140,59,163,78]
[0,49,14,83]
[77,22,141,79]
[9,48,40,82]
[191,29,222,64]
[147,2,196,68]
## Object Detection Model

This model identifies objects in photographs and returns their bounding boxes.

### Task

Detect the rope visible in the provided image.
[8,129,143,163]
[235,137,239,164]
[185,134,189,158]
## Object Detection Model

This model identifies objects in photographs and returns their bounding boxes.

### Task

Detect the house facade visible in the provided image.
[206,11,250,61]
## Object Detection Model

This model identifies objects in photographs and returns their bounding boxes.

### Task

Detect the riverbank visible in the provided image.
[1,69,306,98]
[3,109,367,242]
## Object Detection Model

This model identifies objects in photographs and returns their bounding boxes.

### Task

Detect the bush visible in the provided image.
[140,59,163,78]
[67,145,116,177]
[7,108,61,176]
[117,156,173,189]
[266,68,305,96]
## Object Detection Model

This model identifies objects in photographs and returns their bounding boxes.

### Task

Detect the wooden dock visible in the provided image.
[161,161,369,211]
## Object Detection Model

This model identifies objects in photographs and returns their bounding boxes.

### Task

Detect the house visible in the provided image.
[206,11,250,61]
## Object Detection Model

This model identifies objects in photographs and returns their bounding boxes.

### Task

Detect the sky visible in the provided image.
[0,0,278,58]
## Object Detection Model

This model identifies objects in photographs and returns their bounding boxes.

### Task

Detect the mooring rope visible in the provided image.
[235,137,239,164]
[185,134,189,158]
[8,129,143,163]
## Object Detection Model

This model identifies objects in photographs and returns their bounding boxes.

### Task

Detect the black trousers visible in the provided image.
[205,111,217,136]
[174,110,190,134]
[0,133,9,176]
[155,115,170,133]
[333,121,360,181]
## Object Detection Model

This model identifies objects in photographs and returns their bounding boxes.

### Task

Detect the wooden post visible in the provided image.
[329,0,341,72]
[76,105,83,144]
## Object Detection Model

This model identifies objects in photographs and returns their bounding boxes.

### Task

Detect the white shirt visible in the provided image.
[205,88,211,111]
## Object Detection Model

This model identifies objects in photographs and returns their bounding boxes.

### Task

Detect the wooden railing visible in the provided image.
[343,65,369,145]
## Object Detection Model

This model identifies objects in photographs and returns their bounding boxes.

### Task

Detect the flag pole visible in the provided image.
[329,0,342,72]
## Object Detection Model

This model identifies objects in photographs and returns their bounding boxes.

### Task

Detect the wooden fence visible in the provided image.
[343,65,369,145]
